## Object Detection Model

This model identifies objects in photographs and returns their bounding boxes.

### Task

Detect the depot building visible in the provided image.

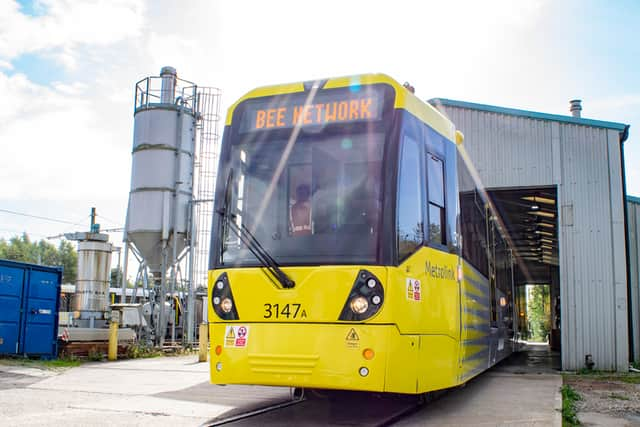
[429,98,635,372]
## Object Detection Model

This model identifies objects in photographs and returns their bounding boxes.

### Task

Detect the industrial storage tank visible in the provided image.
[126,67,196,273]
[69,233,112,327]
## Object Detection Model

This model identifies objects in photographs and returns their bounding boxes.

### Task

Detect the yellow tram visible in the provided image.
[208,74,516,394]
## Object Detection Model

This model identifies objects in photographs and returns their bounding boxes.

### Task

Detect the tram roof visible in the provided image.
[225,73,457,141]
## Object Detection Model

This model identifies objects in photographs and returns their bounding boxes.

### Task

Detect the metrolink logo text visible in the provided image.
[425,261,455,280]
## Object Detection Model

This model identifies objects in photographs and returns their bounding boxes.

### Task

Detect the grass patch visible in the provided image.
[0,355,82,370]
[561,384,582,426]
[576,368,606,375]
[41,357,82,368]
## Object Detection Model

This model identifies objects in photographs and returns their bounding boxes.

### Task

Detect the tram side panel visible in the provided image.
[390,246,461,393]
[459,261,491,382]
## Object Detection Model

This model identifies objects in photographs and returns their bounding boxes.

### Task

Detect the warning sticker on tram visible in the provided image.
[406,278,422,301]
[224,325,250,348]
[345,328,360,349]
[239,87,385,133]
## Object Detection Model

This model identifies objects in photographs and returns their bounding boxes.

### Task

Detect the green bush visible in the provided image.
[87,348,104,361]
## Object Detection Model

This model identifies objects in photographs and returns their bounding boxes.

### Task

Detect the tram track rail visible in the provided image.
[201,397,306,426]
[199,388,432,427]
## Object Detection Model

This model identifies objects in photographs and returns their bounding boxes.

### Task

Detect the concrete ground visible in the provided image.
[396,372,562,426]
[0,346,562,426]
[0,356,289,427]
[396,343,563,426]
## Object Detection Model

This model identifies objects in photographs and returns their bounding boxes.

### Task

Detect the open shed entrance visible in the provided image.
[488,186,561,372]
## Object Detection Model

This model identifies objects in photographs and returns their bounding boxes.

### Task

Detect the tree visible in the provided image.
[527,285,551,342]
[0,233,78,284]
[57,240,77,284]
[110,267,133,288]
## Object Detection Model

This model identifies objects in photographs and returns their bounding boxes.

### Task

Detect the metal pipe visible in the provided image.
[187,200,197,345]
[619,125,634,362]
[90,207,96,231]
[160,66,177,104]
[121,244,129,304]
[157,246,168,347]
[131,262,144,303]
[510,249,518,345]
[569,99,582,118]
[169,98,185,345]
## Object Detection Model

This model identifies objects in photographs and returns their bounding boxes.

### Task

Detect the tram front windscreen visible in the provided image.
[217,85,392,267]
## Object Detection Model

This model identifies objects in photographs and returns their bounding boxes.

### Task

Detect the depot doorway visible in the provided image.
[488,186,561,372]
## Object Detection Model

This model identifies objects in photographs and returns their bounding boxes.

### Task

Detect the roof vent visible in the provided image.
[569,99,582,118]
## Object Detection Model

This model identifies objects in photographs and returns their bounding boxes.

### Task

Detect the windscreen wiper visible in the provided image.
[218,169,295,289]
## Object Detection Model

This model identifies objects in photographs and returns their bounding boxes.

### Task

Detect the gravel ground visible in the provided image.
[564,373,640,426]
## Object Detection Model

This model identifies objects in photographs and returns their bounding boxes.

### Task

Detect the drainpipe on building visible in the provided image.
[619,124,633,363]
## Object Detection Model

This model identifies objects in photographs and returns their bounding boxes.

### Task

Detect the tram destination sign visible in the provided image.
[238,86,385,133]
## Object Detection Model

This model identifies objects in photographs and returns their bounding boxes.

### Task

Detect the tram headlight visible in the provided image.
[211,273,239,320]
[339,270,384,321]
[350,296,369,314]
[220,298,233,313]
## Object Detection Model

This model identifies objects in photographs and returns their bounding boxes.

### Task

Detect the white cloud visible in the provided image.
[0,0,638,247]
[0,72,88,124]
[51,81,89,96]
[0,0,145,69]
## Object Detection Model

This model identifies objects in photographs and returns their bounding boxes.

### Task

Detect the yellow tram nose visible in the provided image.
[210,323,390,392]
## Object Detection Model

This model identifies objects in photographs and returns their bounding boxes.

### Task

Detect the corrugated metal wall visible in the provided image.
[437,105,629,371]
[628,198,640,361]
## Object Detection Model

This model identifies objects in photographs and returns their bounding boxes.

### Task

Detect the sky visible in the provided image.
[0,0,639,270]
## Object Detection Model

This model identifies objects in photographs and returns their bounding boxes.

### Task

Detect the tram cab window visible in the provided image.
[427,154,445,245]
[221,131,385,266]
[397,135,423,260]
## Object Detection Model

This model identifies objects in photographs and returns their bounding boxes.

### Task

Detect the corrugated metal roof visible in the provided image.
[627,195,640,205]
[429,98,628,131]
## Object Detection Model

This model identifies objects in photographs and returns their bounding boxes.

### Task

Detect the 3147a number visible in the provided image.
[264,303,307,319]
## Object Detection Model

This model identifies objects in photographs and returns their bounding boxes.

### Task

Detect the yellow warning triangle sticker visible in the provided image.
[226,328,235,339]
[346,328,359,341]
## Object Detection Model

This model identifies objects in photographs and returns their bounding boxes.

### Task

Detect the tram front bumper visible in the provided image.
[209,323,418,393]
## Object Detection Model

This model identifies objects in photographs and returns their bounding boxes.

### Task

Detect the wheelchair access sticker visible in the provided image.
[224,325,250,348]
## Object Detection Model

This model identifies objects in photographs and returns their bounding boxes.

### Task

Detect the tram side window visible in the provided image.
[427,154,445,245]
[397,136,423,261]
